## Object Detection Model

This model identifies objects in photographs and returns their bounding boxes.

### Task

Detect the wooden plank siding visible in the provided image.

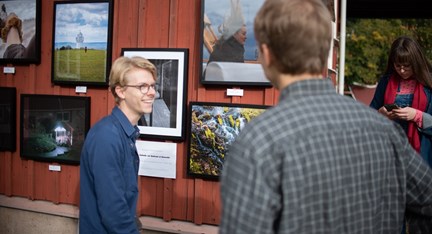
[0,0,280,226]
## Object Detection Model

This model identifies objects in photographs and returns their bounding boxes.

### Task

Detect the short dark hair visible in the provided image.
[254,0,332,75]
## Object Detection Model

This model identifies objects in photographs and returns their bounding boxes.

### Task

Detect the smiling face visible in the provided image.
[117,68,156,124]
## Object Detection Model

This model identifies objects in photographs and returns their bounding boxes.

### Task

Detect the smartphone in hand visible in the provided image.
[384,103,399,111]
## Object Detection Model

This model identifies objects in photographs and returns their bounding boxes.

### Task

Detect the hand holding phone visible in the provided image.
[384,104,399,111]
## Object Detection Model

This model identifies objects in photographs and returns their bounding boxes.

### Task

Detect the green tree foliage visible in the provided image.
[345,19,432,85]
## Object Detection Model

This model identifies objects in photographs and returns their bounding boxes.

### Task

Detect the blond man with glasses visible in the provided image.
[80,56,157,234]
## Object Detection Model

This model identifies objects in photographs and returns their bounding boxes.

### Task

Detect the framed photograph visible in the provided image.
[0,87,16,151]
[200,0,270,86]
[51,0,113,86]
[187,101,269,179]
[0,0,41,64]
[122,48,188,141]
[20,94,91,164]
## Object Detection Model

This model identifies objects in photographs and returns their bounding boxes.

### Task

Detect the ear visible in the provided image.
[260,44,273,68]
[115,86,126,100]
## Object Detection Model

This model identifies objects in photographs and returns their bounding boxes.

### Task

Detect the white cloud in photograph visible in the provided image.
[54,2,110,43]
[1,0,36,21]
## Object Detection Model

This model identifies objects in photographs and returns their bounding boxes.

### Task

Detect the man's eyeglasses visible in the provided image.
[124,83,158,94]
[394,63,412,71]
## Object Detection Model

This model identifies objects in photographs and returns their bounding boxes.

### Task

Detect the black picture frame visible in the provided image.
[199,0,270,86]
[0,0,41,65]
[121,48,188,141]
[51,0,113,86]
[0,87,16,151]
[20,94,91,164]
[187,101,269,179]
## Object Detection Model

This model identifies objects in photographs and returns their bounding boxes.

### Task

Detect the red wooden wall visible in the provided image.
[0,0,279,225]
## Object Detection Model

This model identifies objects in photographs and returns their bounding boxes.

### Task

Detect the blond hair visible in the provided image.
[109,56,157,104]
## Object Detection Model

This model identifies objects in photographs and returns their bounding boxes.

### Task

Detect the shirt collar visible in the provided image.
[112,106,140,140]
[279,78,336,102]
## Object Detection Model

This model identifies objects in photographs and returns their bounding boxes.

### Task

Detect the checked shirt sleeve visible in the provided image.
[403,138,432,233]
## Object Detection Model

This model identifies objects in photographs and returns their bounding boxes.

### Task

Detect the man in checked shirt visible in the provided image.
[219,0,432,233]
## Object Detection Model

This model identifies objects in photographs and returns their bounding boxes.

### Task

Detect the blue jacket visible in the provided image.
[80,106,140,234]
[370,75,432,166]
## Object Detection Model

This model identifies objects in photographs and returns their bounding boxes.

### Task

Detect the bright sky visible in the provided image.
[203,0,264,60]
[205,0,264,37]
[54,2,110,43]
[1,0,36,21]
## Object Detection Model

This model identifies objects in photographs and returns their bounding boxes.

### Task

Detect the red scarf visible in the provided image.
[384,75,427,152]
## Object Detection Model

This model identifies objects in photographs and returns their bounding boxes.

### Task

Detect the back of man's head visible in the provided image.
[254,0,332,75]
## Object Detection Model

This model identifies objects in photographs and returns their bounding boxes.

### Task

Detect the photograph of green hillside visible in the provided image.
[51,0,113,86]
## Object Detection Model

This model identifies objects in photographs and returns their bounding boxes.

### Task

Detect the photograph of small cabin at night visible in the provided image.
[20,94,90,164]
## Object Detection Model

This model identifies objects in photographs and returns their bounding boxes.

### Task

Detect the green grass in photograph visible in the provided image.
[53,49,106,83]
